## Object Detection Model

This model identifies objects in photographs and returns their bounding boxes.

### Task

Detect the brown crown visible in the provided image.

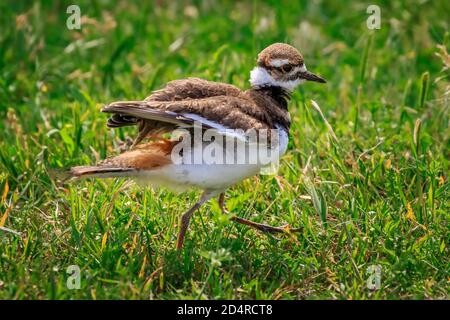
[257,43,304,67]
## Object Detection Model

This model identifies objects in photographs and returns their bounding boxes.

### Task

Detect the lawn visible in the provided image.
[0,0,448,299]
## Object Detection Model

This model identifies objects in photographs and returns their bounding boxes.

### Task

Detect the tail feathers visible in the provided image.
[68,166,136,179]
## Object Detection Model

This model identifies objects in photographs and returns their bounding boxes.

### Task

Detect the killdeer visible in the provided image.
[68,43,326,249]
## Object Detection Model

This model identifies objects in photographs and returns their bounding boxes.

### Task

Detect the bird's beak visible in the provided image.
[299,70,326,83]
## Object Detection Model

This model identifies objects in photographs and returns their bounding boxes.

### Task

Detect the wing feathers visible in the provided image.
[146,77,242,102]
[100,78,269,148]
[106,113,138,128]
[102,102,197,127]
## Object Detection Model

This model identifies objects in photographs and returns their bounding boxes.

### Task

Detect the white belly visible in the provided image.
[137,163,261,192]
[135,127,289,192]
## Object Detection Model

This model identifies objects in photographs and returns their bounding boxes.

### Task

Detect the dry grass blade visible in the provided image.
[310,100,338,143]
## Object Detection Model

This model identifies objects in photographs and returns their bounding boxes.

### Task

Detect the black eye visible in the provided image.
[282,65,292,72]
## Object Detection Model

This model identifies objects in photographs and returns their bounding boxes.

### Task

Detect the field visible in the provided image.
[0,0,448,299]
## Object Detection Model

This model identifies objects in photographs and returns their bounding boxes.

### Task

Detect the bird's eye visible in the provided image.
[282,65,292,72]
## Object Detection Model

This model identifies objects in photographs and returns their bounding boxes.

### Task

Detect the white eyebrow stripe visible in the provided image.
[291,64,307,73]
[268,59,289,67]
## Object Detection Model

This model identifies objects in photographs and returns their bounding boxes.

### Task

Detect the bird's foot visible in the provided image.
[217,193,301,235]
[229,216,301,234]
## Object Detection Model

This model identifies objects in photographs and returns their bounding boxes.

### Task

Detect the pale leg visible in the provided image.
[177,192,212,250]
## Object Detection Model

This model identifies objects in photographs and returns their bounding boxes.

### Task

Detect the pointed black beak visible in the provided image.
[300,70,326,83]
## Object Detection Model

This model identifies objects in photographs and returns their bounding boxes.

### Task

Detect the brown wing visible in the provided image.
[105,77,243,126]
[104,78,243,129]
[102,95,271,133]
[102,77,253,146]
[146,77,243,102]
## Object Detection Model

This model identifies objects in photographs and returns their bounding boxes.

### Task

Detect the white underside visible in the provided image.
[130,128,289,193]
[135,163,262,193]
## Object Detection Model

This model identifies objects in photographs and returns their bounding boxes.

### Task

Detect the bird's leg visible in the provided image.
[218,192,228,213]
[177,192,211,250]
[217,192,301,234]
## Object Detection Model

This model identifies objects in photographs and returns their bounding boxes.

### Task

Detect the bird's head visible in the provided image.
[250,43,326,91]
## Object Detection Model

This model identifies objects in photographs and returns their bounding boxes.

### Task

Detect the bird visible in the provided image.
[67,43,326,249]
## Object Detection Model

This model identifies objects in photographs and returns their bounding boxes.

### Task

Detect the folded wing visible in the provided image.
[102,78,269,146]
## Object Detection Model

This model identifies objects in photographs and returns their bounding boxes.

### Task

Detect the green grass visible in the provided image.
[0,0,449,299]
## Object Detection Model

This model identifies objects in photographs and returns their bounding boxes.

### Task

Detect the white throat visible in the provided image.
[249,66,303,91]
